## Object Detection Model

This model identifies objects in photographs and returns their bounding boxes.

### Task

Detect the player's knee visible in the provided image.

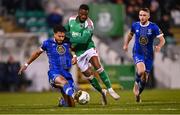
[61,79,68,85]
[56,77,68,86]
[86,75,94,80]
[96,67,104,73]
[137,69,145,76]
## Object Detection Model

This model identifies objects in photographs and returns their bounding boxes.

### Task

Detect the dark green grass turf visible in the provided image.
[0,89,180,114]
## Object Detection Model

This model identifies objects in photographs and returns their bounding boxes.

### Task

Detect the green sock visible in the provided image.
[99,71,112,89]
[89,77,102,93]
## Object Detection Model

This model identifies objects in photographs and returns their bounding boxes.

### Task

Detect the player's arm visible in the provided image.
[123,32,134,52]
[155,35,165,52]
[154,25,166,52]
[18,48,43,75]
[70,49,77,65]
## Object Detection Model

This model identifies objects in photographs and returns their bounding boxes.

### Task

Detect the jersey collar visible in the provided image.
[140,21,150,27]
[76,16,86,24]
[76,16,81,23]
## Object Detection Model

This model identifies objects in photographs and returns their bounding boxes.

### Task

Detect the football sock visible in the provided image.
[135,72,141,83]
[59,98,68,107]
[62,83,74,97]
[99,70,112,89]
[89,77,102,93]
[139,80,146,95]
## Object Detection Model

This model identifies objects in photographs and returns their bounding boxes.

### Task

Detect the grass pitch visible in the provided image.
[0,89,180,114]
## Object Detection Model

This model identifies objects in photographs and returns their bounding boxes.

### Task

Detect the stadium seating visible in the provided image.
[15,10,48,33]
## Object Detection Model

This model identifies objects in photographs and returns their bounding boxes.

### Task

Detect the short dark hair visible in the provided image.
[53,25,66,33]
[140,8,150,14]
[79,4,89,11]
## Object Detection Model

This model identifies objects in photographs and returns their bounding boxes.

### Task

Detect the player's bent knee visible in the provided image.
[137,70,145,76]
[55,77,68,87]
[96,67,104,73]
[86,75,94,80]
[61,80,68,86]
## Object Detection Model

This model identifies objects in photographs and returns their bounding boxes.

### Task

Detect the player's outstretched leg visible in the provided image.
[97,67,120,100]
[58,97,68,107]
[88,75,103,93]
[87,75,108,105]
[139,72,147,95]
[133,82,141,103]
[58,88,69,107]
[101,89,107,105]
[134,73,141,102]
[61,83,83,102]
[134,72,147,103]
[134,73,140,96]
[73,90,82,101]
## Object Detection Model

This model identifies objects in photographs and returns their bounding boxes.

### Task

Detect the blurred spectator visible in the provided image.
[25,0,43,11]
[158,13,173,37]
[125,0,139,25]
[158,13,176,60]
[2,0,21,14]
[5,55,31,92]
[0,60,6,91]
[171,8,180,26]
[110,0,124,4]
[5,55,20,91]
[149,0,160,23]
[46,7,64,28]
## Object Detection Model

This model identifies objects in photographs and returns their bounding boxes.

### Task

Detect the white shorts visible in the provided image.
[77,48,98,72]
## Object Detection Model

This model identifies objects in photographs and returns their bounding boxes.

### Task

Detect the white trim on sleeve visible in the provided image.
[40,47,44,51]
[156,33,164,38]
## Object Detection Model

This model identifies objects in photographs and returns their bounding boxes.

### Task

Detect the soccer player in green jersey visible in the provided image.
[64,4,120,105]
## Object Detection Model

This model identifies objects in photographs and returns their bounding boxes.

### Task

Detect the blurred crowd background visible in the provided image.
[0,0,179,92]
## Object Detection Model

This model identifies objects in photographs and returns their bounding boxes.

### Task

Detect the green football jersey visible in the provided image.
[64,16,95,56]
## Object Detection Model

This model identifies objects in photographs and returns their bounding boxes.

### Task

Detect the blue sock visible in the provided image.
[62,83,74,97]
[59,98,68,107]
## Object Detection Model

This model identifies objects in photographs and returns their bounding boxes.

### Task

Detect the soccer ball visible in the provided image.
[78,91,90,105]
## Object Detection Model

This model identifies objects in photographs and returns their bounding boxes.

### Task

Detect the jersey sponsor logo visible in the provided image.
[72,32,81,37]
[56,45,66,55]
[139,36,148,45]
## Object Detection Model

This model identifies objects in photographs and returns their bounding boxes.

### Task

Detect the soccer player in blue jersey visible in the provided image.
[18,25,81,107]
[123,8,165,102]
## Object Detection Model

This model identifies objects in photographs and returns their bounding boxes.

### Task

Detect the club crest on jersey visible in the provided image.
[56,45,66,55]
[139,36,148,45]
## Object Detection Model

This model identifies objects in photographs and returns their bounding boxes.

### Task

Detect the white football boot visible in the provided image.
[108,88,120,100]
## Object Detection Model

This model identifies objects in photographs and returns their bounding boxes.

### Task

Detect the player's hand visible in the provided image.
[18,65,28,75]
[155,46,161,52]
[72,56,77,65]
[123,45,128,52]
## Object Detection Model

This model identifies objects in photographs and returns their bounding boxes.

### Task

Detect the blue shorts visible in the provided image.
[133,54,153,73]
[48,69,75,89]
